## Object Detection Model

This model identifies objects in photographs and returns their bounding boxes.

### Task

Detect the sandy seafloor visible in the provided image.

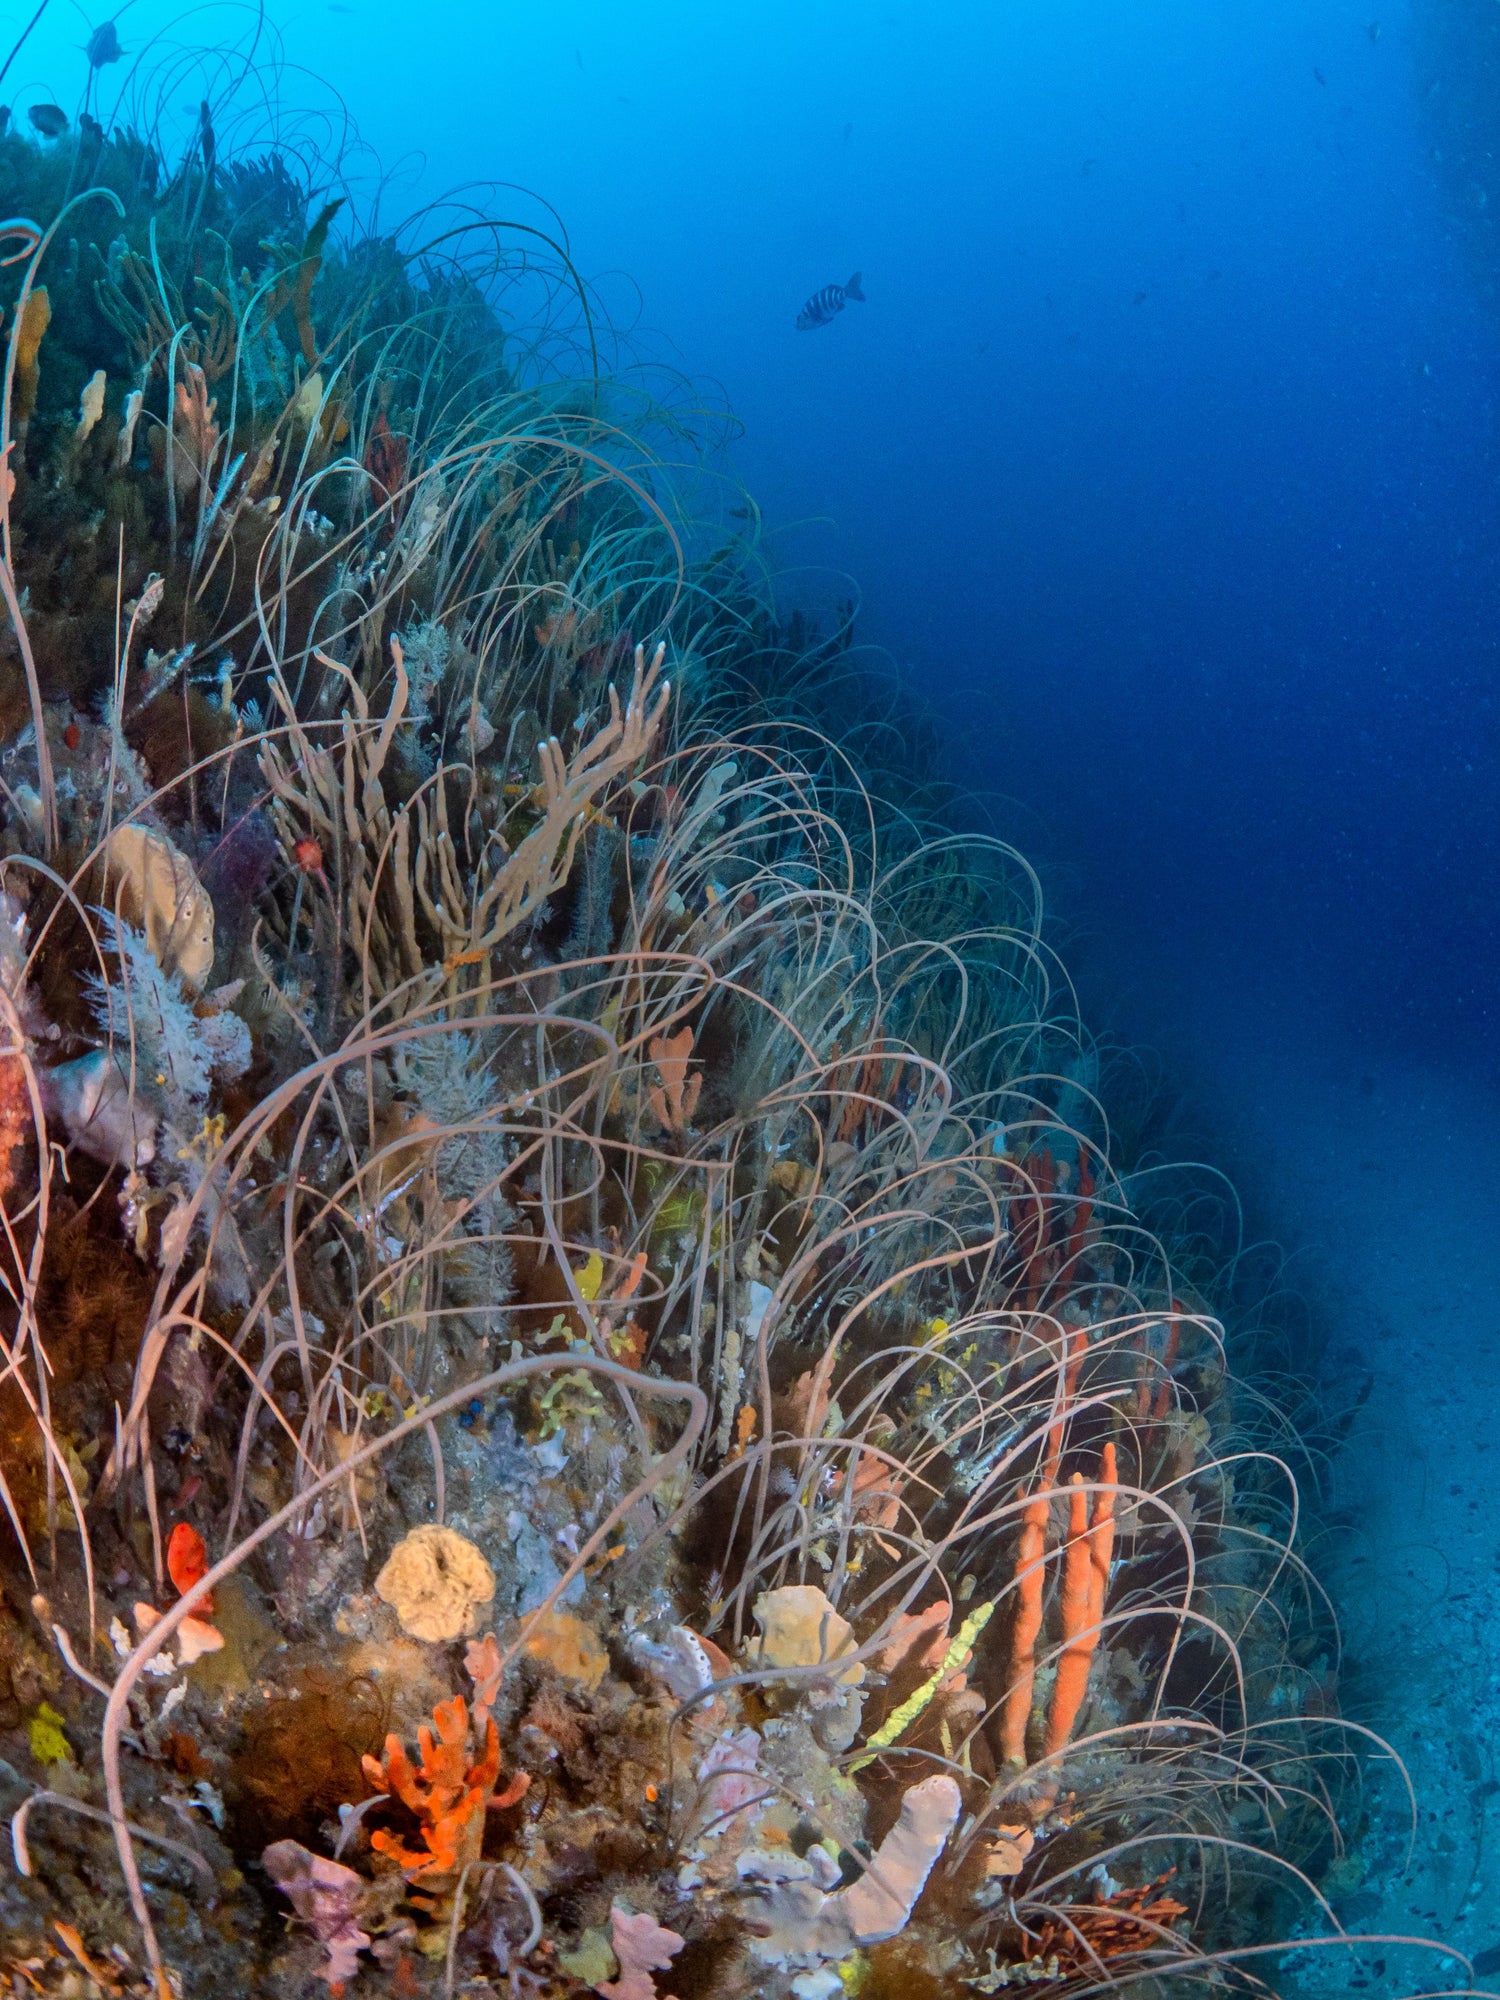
[1144,960,1500,1998]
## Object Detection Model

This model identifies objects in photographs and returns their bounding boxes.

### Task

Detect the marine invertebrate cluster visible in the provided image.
[0,22,1393,2000]
[361,1693,528,1880]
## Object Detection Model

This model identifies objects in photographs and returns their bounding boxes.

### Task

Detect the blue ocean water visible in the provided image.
[10,0,1500,1975]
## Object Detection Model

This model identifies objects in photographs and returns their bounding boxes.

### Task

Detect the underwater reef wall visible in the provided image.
[0,45,1367,2000]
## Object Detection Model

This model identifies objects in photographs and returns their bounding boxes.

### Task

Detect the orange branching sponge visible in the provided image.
[1044,1442,1117,1759]
[999,1488,1052,1767]
[646,1026,701,1133]
[361,1695,529,1880]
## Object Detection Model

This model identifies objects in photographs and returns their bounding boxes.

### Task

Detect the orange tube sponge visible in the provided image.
[1042,1326,1087,1484]
[1063,1146,1096,1269]
[999,1489,1051,1767]
[0,1052,29,1201]
[1043,1442,1117,1759]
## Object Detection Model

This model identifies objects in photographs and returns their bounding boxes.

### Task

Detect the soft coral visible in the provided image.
[361,1695,529,1879]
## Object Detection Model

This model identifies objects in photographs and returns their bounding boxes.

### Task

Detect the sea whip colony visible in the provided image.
[0,39,1360,2000]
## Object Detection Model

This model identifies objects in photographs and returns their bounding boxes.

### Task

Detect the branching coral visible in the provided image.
[361,1694,529,1879]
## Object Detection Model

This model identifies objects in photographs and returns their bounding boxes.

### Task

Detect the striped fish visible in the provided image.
[796,271,865,331]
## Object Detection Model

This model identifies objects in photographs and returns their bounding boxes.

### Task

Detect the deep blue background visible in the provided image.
[13,0,1498,1074]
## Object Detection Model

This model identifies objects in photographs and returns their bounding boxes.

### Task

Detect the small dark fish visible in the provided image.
[841,120,853,141]
[1314,65,1327,84]
[86,19,123,67]
[1367,20,1380,42]
[796,271,865,331]
[1132,289,1148,305]
[27,103,68,138]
